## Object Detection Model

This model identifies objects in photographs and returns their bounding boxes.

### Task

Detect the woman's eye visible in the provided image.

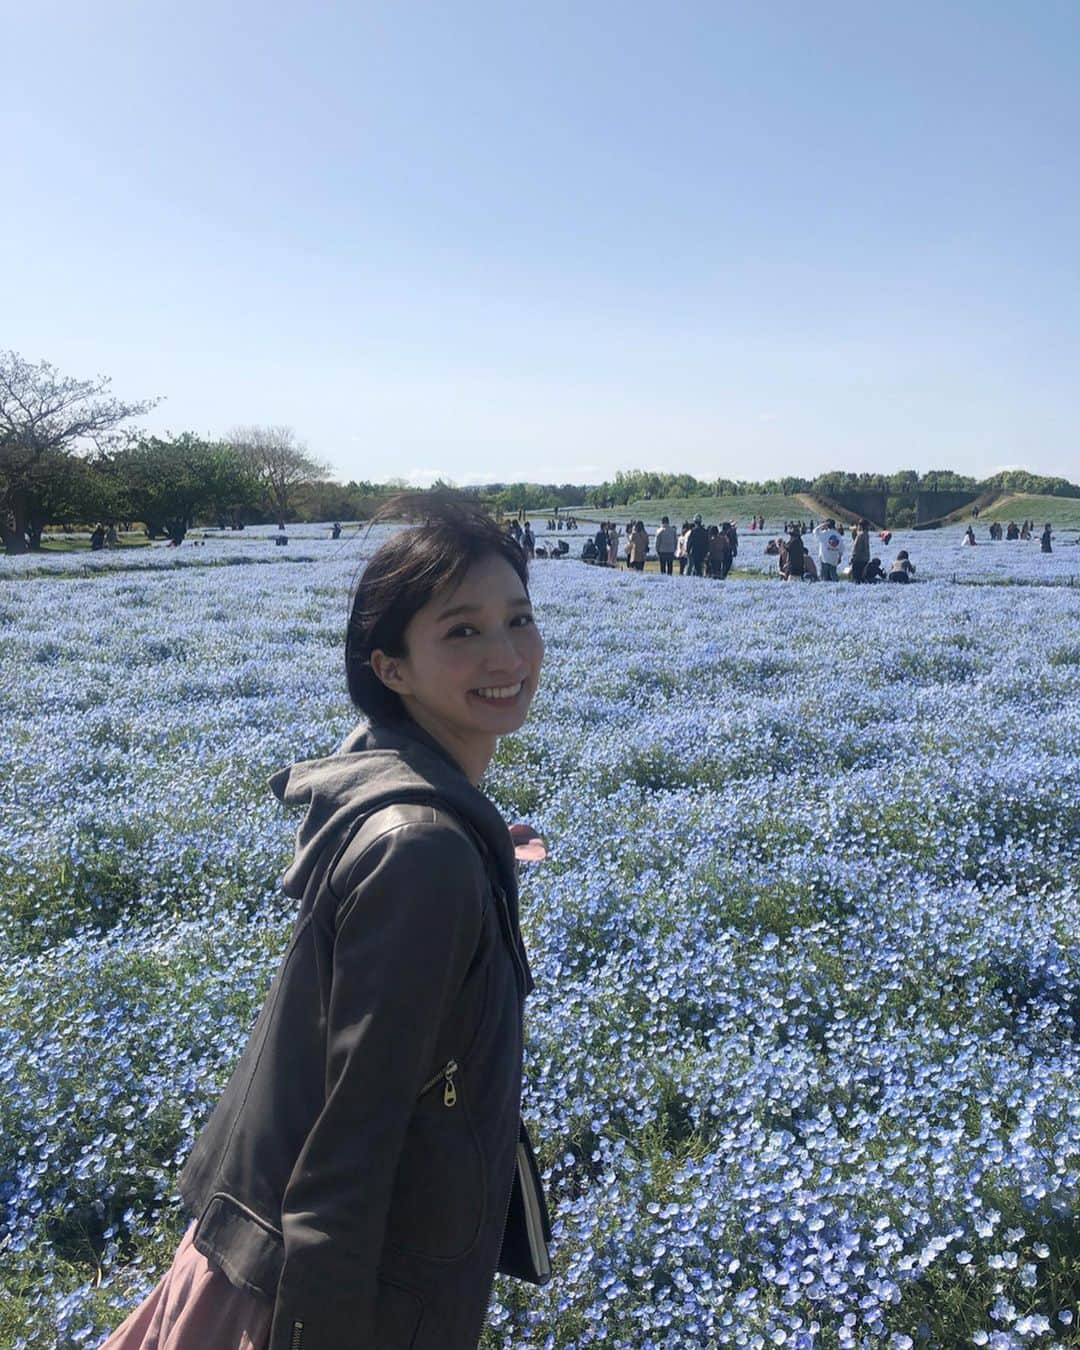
[447,625,478,638]
[511,613,535,627]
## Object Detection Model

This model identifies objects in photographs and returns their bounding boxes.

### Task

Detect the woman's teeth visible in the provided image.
[473,681,525,700]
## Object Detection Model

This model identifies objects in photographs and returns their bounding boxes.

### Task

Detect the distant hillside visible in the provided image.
[600,493,816,527]
[543,490,1080,534]
[977,493,1080,529]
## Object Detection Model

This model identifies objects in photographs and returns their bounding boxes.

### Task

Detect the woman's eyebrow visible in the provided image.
[436,597,533,621]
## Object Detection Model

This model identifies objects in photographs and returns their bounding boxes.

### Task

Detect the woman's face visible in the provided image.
[372,553,544,773]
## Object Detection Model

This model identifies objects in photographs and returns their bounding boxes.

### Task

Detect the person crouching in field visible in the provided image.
[889,550,916,582]
[103,494,552,1350]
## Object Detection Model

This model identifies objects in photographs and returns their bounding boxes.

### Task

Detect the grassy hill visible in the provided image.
[583,493,818,527]
[976,493,1080,528]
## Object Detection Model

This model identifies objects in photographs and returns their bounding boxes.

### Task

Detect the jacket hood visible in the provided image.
[268,718,532,990]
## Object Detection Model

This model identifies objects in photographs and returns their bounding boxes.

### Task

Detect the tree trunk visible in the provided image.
[2,498,29,555]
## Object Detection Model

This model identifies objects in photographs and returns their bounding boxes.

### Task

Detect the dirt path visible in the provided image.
[795,492,859,524]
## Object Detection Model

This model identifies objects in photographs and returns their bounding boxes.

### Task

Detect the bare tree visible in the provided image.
[226,424,329,527]
[0,350,158,554]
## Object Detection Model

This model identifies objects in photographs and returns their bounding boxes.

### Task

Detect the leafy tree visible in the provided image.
[108,434,259,544]
[886,469,921,495]
[21,452,121,549]
[0,350,156,554]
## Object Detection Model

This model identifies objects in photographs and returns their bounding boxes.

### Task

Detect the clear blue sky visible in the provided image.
[6,1,1079,486]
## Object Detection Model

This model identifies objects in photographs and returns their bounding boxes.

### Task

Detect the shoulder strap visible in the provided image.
[328,796,531,995]
[328,799,481,901]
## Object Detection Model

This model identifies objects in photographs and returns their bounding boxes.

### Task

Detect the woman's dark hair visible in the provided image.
[346,491,529,722]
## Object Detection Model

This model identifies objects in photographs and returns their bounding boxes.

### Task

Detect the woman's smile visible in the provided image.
[468,679,527,704]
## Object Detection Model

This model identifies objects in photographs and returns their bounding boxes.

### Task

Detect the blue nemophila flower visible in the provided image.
[2,537,1079,1345]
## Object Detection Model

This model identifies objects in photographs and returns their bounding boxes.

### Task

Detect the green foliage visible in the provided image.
[983,469,1080,498]
[0,349,157,554]
[105,434,260,542]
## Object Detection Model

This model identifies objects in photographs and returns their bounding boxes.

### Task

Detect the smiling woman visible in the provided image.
[102,492,552,1350]
[349,498,545,784]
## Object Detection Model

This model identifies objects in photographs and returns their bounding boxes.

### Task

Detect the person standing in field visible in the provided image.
[686,515,709,577]
[102,494,552,1350]
[628,520,648,571]
[675,522,690,575]
[785,524,806,580]
[1041,522,1053,553]
[814,519,843,582]
[708,525,733,579]
[654,516,677,575]
[522,521,535,559]
[593,523,608,565]
[850,519,871,582]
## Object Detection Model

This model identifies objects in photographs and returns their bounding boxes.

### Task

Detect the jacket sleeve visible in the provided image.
[268,820,486,1350]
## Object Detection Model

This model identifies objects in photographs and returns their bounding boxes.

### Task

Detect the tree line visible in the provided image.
[3,349,1077,556]
[570,466,1080,509]
[0,351,343,555]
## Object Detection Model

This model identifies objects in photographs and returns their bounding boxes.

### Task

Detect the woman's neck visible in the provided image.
[401,705,495,786]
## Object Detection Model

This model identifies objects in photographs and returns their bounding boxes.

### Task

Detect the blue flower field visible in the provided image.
[2,532,1080,1348]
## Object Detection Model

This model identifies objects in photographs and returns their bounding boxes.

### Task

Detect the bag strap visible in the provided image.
[330,797,530,996]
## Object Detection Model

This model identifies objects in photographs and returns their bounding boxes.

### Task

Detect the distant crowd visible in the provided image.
[964,520,1053,552]
[503,506,1067,583]
[563,515,920,583]
[767,519,916,582]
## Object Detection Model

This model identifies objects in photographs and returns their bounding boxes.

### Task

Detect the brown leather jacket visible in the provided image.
[177,719,550,1349]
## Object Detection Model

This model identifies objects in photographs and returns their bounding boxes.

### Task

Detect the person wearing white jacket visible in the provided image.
[675,524,690,576]
[814,519,844,582]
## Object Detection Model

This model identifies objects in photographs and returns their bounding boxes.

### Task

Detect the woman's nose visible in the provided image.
[482,629,526,671]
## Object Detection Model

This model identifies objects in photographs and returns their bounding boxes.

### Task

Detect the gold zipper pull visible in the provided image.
[443,1059,458,1107]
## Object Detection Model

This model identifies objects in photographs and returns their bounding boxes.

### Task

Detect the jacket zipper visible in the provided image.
[479,1135,521,1342]
[289,1320,304,1349]
[419,1058,458,1107]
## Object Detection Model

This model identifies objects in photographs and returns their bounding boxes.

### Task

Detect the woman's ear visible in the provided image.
[370,649,410,696]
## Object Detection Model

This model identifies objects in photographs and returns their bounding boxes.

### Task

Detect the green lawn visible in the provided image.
[978,493,1080,528]
[568,493,816,528]
[38,532,152,552]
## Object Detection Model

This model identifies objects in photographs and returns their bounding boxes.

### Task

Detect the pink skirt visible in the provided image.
[101,1222,273,1350]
